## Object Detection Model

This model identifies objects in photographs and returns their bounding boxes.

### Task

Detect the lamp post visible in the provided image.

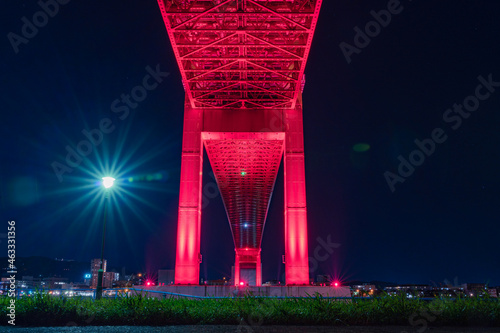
[96,176,115,300]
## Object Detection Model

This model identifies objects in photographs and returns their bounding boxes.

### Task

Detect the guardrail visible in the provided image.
[2,288,498,302]
[2,287,353,300]
[1,288,125,299]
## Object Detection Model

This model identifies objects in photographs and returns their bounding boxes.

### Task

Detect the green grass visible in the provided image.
[1,292,499,327]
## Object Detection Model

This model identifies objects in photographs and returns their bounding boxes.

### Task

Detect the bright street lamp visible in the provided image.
[102,177,115,189]
[96,176,114,300]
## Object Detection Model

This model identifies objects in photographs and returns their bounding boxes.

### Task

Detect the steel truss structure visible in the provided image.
[157,0,322,285]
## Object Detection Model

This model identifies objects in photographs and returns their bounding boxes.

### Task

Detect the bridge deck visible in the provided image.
[157,0,322,109]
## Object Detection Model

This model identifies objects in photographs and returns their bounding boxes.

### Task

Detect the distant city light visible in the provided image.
[239,281,244,286]
[127,171,166,183]
[334,282,339,287]
[243,223,249,228]
[84,274,91,279]
[102,177,115,188]
[240,170,247,176]
[352,143,370,152]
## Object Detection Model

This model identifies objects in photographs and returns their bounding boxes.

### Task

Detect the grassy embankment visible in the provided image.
[1,291,499,327]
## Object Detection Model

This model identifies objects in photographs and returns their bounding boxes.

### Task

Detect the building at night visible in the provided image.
[17,276,42,289]
[90,258,107,288]
[487,288,498,298]
[385,284,432,297]
[461,283,487,296]
[42,277,68,289]
[103,272,119,288]
[351,284,376,296]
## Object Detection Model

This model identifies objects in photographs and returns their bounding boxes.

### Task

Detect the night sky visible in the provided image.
[1,1,499,286]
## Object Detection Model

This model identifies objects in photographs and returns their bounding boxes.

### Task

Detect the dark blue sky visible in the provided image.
[1,0,499,286]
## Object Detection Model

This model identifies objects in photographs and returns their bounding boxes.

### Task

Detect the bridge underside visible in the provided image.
[157,0,322,285]
[204,132,283,249]
[204,132,283,286]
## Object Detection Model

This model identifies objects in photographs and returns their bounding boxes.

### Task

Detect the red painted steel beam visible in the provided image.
[157,0,322,109]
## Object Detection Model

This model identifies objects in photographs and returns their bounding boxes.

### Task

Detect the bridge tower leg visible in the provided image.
[174,101,203,285]
[284,102,310,285]
[234,248,262,286]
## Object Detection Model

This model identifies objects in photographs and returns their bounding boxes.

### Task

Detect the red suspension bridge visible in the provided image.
[157,0,322,286]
